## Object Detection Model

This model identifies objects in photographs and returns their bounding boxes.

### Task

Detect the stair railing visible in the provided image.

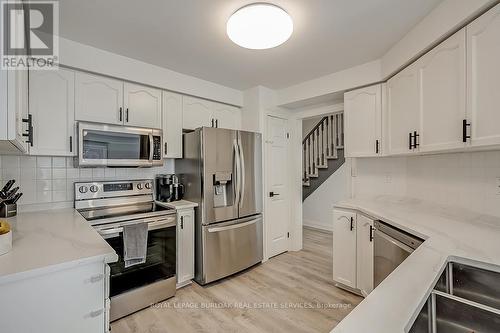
[302,112,344,183]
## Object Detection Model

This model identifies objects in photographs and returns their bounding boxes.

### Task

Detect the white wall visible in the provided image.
[0,155,174,211]
[303,160,352,231]
[302,115,327,138]
[59,37,243,106]
[352,151,500,217]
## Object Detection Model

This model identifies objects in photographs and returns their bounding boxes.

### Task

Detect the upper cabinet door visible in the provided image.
[162,91,183,158]
[75,72,123,125]
[124,83,162,129]
[386,64,419,155]
[417,28,467,153]
[212,103,241,130]
[29,68,76,156]
[182,96,213,130]
[344,84,382,157]
[467,4,500,148]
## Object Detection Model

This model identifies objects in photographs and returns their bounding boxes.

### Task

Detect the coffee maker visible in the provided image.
[156,174,184,202]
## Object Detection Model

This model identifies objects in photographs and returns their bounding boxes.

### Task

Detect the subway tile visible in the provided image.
[115,168,128,178]
[104,168,116,178]
[37,180,52,191]
[20,168,36,180]
[52,157,67,168]
[37,168,52,180]
[52,191,67,202]
[52,168,67,179]
[79,168,92,180]
[66,168,79,179]
[36,191,52,203]
[52,179,66,191]
[66,157,75,168]
[20,156,37,169]
[2,156,20,169]
[92,168,105,179]
[2,168,20,182]
[36,156,52,168]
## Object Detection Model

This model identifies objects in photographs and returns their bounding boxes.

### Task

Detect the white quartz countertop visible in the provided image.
[0,208,117,285]
[332,195,500,333]
[156,200,198,210]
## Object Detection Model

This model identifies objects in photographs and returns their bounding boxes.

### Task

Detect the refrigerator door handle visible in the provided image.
[233,139,241,206]
[238,134,245,208]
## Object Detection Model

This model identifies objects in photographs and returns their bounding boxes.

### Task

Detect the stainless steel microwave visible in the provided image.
[77,122,163,167]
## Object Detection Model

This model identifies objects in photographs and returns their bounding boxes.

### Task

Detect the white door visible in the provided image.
[356,214,374,296]
[75,72,123,125]
[212,103,241,130]
[123,83,162,128]
[177,209,195,286]
[29,68,76,156]
[417,29,467,153]
[386,64,420,155]
[266,116,289,258]
[162,91,183,158]
[332,209,357,289]
[467,4,500,148]
[182,96,214,130]
[344,84,382,157]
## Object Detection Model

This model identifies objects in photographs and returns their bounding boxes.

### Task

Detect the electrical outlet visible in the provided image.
[497,178,500,195]
[385,173,392,184]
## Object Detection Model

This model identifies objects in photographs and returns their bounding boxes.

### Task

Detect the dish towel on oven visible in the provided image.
[123,222,148,268]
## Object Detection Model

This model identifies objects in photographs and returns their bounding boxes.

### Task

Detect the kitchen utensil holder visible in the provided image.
[0,203,17,218]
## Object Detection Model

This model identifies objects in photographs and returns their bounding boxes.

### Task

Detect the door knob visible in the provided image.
[269,191,280,197]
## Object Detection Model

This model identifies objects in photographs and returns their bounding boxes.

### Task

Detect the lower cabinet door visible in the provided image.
[177,209,195,286]
[332,209,357,289]
[356,214,374,296]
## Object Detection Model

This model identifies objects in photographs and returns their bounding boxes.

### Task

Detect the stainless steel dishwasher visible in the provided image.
[374,221,423,287]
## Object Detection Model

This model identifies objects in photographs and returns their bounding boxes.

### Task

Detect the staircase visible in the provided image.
[303,112,345,201]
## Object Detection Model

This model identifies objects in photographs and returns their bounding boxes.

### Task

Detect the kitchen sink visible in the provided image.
[409,261,500,333]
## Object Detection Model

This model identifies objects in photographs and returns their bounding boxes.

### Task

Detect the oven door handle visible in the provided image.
[98,217,176,239]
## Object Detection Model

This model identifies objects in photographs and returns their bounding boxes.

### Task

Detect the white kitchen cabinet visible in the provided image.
[212,102,241,130]
[356,214,374,296]
[29,68,76,156]
[417,29,467,153]
[0,262,109,333]
[332,209,357,289]
[123,83,162,129]
[344,84,382,157]
[182,96,214,130]
[75,72,123,125]
[386,63,420,155]
[466,3,500,148]
[177,208,195,287]
[162,91,183,158]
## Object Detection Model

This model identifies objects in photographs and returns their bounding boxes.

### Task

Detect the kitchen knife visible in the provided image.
[8,193,22,204]
[0,180,15,198]
[4,187,19,201]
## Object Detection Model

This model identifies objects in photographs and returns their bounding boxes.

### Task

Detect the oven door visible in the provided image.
[96,215,176,298]
[78,122,155,167]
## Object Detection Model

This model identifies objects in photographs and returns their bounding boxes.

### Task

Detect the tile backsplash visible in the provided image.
[0,155,174,210]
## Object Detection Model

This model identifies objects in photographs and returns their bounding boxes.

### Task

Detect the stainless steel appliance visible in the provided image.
[75,179,176,321]
[77,122,163,167]
[156,174,184,202]
[374,220,423,287]
[177,127,263,285]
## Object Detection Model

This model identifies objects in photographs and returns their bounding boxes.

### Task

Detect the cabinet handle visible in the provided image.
[69,136,73,153]
[369,225,374,242]
[87,308,104,319]
[462,119,471,143]
[119,107,122,121]
[375,139,380,154]
[350,217,354,231]
[22,114,34,146]
[164,142,168,155]
[126,108,129,122]
[211,119,214,127]
[408,132,413,150]
[88,274,104,284]
[413,131,419,148]
[180,216,184,229]
[215,119,218,128]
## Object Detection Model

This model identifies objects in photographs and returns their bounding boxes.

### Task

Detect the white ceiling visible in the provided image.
[55,0,444,90]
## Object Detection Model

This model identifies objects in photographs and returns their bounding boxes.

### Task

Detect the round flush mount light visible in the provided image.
[227,3,293,50]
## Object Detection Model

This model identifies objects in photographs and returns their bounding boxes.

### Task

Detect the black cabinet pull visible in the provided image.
[69,136,73,153]
[375,139,380,154]
[462,119,471,143]
[164,142,168,155]
[22,114,33,146]
[350,217,354,231]
[269,191,280,197]
[409,132,413,150]
[119,107,122,121]
[180,216,184,229]
[215,119,218,128]
[125,108,129,122]
[413,131,420,148]
[369,225,374,242]
[211,119,214,127]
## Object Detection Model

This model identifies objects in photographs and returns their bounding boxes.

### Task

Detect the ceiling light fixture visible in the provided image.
[227,3,293,50]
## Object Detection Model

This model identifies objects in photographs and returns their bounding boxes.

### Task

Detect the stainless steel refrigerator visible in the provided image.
[177,127,263,285]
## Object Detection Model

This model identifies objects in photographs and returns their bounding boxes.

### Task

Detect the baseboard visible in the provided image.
[303,219,332,232]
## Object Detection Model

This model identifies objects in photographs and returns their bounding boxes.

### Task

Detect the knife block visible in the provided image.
[0,203,17,218]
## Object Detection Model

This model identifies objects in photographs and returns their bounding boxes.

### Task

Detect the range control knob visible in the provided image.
[90,185,99,193]
[137,183,144,190]
[145,183,151,189]
[79,186,88,194]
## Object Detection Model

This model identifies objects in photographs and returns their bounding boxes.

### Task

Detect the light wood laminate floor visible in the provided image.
[111,227,362,333]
